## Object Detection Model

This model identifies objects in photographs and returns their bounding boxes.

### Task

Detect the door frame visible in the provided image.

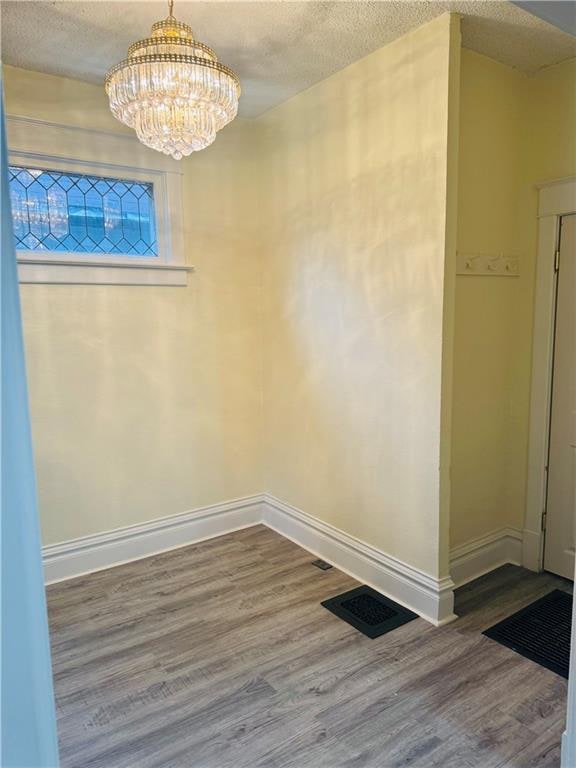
[524,177,576,571]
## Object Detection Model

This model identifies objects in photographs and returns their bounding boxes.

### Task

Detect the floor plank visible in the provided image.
[47,526,571,767]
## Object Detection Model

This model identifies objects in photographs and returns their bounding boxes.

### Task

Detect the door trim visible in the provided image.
[524,178,576,571]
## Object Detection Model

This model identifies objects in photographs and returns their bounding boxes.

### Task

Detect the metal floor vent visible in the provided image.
[311,559,333,571]
[321,586,418,639]
[483,589,572,678]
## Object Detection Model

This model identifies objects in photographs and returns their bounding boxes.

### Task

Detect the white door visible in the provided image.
[544,214,576,580]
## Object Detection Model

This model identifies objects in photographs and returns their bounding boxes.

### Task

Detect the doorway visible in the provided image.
[525,178,576,575]
[544,214,576,580]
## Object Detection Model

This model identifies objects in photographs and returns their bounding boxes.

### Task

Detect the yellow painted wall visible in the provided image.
[4,66,264,545]
[451,50,530,546]
[5,17,462,583]
[528,58,576,182]
[259,14,460,578]
[8,31,569,572]
[450,51,576,547]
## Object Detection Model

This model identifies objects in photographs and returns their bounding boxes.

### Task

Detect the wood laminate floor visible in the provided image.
[47,526,572,768]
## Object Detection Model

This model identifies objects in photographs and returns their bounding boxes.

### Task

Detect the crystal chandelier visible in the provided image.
[105,1,240,159]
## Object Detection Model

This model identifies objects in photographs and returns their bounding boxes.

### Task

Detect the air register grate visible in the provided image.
[321,585,418,639]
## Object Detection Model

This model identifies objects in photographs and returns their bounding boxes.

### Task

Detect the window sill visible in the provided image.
[17,258,194,287]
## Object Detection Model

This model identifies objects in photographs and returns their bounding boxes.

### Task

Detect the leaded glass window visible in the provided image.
[9,166,158,257]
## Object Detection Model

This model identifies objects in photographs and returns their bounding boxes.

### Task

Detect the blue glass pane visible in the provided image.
[8,166,158,257]
[22,232,41,249]
[138,194,155,245]
[120,191,139,244]
[27,181,50,240]
[16,169,35,187]
[57,175,74,191]
[47,187,68,238]
[38,173,55,189]
[103,191,122,243]
[67,187,87,241]
[85,190,105,243]
[63,234,81,251]
[76,177,92,193]
[42,233,64,251]
[95,180,111,194]
[80,237,100,252]
[9,181,28,240]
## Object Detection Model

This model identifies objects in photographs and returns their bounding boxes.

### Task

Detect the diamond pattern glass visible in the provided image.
[8,166,158,256]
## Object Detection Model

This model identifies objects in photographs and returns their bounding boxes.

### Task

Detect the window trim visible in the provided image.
[16,257,193,287]
[10,155,166,264]
[6,114,193,286]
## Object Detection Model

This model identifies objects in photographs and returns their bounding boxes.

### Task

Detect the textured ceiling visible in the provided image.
[1,1,575,117]
[512,1,576,35]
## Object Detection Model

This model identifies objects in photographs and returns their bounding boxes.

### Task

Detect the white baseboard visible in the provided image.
[44,495,526,623]
[521,528,543,572]
[262,495,457,626]
[449,527,523,588]
[43,495,264,584]
[43,493,457,626]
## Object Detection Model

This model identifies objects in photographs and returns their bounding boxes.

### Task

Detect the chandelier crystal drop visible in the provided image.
[105,0,240,159]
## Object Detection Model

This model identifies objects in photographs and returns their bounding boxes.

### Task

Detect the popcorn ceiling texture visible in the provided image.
[1,1,575,118]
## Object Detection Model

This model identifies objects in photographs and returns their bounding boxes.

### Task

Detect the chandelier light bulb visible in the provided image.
[105,0,240,159]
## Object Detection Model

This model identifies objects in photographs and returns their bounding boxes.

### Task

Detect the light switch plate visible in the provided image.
[457,253,520,277]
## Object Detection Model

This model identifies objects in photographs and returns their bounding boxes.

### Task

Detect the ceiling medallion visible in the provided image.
[105,0,240,159]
